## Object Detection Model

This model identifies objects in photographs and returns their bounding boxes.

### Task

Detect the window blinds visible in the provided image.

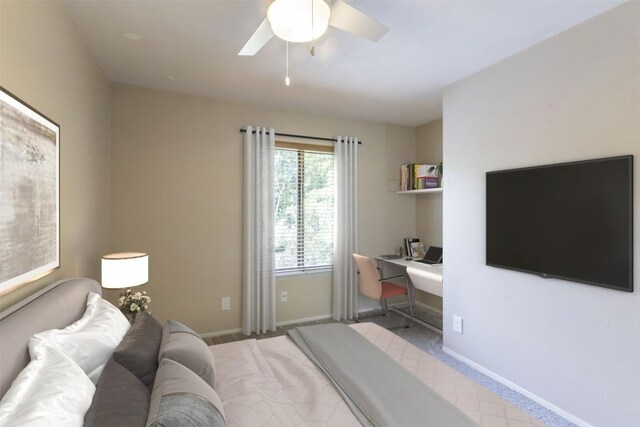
[274,144,335,272]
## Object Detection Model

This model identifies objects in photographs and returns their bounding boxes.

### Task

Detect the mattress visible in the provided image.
[209,322,545,427]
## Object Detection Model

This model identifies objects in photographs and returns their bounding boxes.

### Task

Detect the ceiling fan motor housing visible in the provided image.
[267,0,331,43]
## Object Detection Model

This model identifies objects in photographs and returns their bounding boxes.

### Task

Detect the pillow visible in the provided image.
[158,320,216,388]
[0,338,95,426]
[112,312,163,389]
[33,292,130,383]
[146,358,225,427]
[84,358,150,427]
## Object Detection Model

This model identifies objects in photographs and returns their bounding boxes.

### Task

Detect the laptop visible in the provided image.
[416,246,443,265]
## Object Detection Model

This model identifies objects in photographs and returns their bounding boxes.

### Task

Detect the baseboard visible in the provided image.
[201,313,333,338]
[442,346,592,427]
[416,300,443,314]
[275,310,381,326]
[202,308,381,339]
[358,307,381,315]
[276,313,332,326]
[200,327,242,338]
[389,299,443,314]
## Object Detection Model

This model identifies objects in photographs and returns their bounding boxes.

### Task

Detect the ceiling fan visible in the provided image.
[238,0,388,56]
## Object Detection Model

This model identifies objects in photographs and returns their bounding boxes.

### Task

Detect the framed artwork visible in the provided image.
[1,87,60,293]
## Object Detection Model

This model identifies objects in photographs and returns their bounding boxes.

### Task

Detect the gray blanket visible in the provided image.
[288,324,479,427]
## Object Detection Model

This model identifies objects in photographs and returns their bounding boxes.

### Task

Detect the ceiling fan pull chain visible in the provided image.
[285,41,291,86]
[310,0,315,56]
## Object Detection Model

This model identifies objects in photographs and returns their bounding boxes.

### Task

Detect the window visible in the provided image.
[274,142,334,273]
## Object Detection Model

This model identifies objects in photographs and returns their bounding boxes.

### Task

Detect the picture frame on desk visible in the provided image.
[410,242,425,259]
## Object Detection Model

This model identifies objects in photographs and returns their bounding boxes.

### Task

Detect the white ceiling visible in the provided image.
[64,0,623,127]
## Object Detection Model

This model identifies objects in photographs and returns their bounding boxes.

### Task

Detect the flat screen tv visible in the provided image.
[486,155,633,292]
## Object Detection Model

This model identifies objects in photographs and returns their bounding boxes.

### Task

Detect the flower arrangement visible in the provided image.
[118,289,151,321]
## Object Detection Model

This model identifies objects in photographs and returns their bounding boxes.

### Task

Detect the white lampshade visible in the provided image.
[101,252,149,289]
[267,0,330,43]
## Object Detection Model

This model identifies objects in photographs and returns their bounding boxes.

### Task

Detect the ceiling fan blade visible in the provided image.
[329,0,388,42]
[238,18,274,56]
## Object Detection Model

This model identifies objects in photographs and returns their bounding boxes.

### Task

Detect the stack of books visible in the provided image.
[404,237,424,258]
[400,164,439,191]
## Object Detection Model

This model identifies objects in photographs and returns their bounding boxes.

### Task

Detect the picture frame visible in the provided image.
[409,241,425,259]
[1,87,60,294]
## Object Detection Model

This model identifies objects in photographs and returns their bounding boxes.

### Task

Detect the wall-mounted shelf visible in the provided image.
[397,188,443,195]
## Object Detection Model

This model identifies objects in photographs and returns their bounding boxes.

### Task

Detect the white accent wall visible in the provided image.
[442,3,639,426]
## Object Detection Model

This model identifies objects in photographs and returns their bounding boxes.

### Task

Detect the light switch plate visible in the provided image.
[221,297,231,311]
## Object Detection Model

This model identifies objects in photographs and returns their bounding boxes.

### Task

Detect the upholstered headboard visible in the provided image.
[0,278,101,397]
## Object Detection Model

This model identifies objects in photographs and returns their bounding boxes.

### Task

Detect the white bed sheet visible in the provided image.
[209,323,545,427]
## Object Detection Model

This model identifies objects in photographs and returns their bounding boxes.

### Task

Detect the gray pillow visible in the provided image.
[84,358,150,427]
[113,312,163,389]
[146,358,226,427]
[158,320,216,388]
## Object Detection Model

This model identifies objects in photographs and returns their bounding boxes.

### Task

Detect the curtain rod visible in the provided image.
[240,128,362,144]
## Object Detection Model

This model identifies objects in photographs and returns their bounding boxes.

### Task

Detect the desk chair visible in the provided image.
[352,253,414,328]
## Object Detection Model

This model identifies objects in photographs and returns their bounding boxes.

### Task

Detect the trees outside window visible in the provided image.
[274,146,334,272]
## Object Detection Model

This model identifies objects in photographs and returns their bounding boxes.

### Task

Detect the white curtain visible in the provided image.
[242,126,276,335]
[332,136,359,320]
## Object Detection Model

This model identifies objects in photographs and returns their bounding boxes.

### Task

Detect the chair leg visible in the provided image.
[382,298,388,316]
[405,292,414,328]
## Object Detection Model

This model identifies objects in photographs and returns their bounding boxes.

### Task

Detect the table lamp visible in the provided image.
[101,252,149,289]
[102,252,150,322]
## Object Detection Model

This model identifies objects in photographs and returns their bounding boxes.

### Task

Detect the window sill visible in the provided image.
[276,267,333,279]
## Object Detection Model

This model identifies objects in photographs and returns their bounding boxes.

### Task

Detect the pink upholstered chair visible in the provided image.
[352,253,414,327]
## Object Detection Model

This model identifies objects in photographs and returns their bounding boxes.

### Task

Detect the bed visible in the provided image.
[0,278,544,426]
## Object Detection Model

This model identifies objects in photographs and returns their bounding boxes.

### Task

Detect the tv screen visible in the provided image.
[486,155,633,292]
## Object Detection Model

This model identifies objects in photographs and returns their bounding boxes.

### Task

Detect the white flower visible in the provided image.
[130,303,138,311]
[134,292,142,298]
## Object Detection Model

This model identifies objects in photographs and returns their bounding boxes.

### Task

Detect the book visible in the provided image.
[422,176,439,188]
[400,164,408,191]
[404,237,420,258]
[400,163,440,190]
[407,163,415,190]
[415,164,438,189]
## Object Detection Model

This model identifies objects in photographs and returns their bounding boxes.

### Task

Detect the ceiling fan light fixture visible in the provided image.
[267,0,330,43]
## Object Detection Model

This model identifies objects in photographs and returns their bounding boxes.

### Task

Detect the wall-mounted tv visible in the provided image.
[486,155,633,292]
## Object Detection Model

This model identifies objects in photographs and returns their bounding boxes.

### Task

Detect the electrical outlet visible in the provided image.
[453,315,463,334]
[281,290,288,303]
[221,297,231,311]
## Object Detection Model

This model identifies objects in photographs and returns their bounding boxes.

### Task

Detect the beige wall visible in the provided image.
[415,119,443,246]
[276,274,332,323]
[109,84,417,333]
[413,119,443,310]
[0,1,111,310]
[443,3,639,424]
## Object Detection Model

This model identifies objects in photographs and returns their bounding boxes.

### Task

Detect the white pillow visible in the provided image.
[33,292,130,383]
[0,338,96,426]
